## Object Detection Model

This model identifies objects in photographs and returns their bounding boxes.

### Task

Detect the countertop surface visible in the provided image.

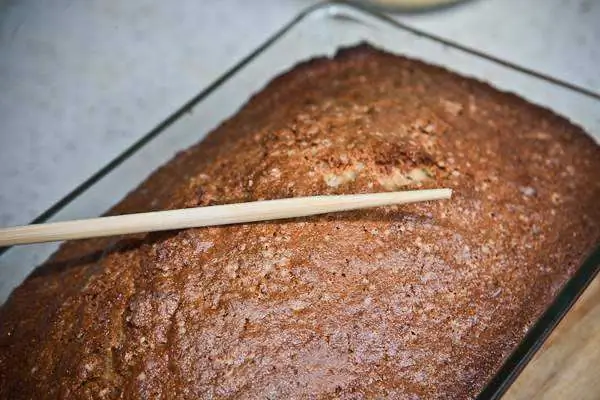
[504,273,600,400]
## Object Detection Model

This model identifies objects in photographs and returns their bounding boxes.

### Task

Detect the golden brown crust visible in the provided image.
[1,44,599,399]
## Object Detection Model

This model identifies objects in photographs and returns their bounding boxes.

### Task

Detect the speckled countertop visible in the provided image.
[0,0,598,227]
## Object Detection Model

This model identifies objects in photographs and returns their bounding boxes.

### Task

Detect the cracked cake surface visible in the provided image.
[1,44,599,399]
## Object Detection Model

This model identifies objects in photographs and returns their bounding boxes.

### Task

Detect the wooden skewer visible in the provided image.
[0,189,451,247]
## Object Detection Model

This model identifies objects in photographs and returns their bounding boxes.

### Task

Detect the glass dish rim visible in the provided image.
[1,1,598,398]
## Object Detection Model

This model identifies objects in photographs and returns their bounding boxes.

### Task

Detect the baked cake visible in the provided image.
[1,44,599,399]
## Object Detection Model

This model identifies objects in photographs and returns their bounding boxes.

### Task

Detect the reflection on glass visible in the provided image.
[354,0,466,11]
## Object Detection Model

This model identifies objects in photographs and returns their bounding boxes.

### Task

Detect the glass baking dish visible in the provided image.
[1,1,598,398]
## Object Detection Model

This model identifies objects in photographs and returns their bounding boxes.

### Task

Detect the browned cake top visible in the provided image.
[1,45,599,399]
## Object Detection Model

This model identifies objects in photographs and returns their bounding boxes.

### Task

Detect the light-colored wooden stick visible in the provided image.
[0,189,451,246]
